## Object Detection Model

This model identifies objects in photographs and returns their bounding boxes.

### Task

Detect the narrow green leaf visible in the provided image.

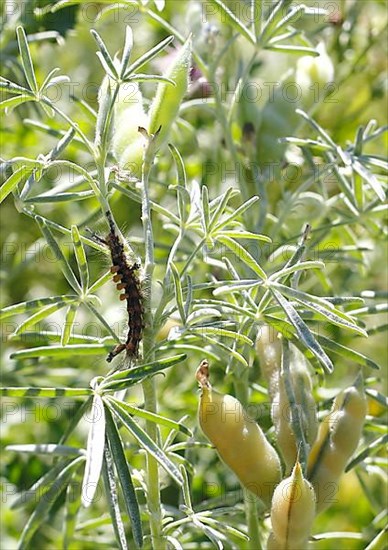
[127,74,176,85]
[365,528,388,550]
[6,444,83,456]
[101,354,186,389]
[365,388,388,408]
[71,225,89,292]
[208,187,235,232]
[217,235,267,280]
[61,304,78,346]
[0,295,78,320]
[18,457,84,548]
[260,0,292,42]
[274,284,367,337]
[267,44,319,55]
[209,0,256,44]
[12,302,69,336]
[184,274,193,319]
[0,387,92,398]
[91,29,119,80]
[16,26,38,92]
[171,262,186,324]
[296,109,337,149]
[201,185,210,232]
[120,26,134,78]
[108,399,183,486]
[314,333,380,370]
[0,95,35,113]
[221,230,271,242]
[353,159,385,201]
[101,444,129,550]
[217,197,260,233]
[25,191,95,204]
[345,434,388,472]
[10,343,111,360]
[106,396,192,437]
[11,458,82,510]
[190,326,252,346]
[63,471,83,550]
[269,261,325,281]
[168,143,187,187]
[87,270,112,294]
[37,217,82,293]
[0,77,32,95]
[271,288,333,373]
[104,406,143,548]
[124,35,175,78]
[82,394,105,508]
[0,165,33,203]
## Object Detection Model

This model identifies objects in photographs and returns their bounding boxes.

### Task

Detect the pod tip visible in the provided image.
[196,359,211,389]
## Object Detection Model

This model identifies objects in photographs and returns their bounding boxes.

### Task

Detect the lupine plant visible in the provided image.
[1,1,387,549]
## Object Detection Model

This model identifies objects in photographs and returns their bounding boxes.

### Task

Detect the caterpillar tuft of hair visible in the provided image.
[98,211,144,363]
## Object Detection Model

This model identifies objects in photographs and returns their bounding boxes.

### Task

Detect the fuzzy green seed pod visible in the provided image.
[255,324,282,397]
[148,38,191,151]
[267,460,316,550]
[196,360,282,506]
[111,82,148,178]
[307,375,367,513]
[272,347,318,472]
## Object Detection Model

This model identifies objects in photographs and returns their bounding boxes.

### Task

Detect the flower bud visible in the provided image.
[196,360,282,506]
[307,375,367,512]
[267,461,316,550]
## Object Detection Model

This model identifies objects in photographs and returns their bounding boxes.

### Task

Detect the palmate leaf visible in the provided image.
[104,406,143,548]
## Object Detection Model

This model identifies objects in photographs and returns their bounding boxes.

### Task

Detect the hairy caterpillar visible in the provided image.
[93,211,144,363]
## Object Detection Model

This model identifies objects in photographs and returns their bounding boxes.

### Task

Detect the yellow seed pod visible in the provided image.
[267,461,316,550]
[196,360,282,506]
[307,375,367,513]
[255,324,282,397]
[272,347,318,472]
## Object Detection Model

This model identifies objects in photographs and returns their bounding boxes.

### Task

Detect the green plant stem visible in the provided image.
[140,140,166,550]
[233,371,262,550]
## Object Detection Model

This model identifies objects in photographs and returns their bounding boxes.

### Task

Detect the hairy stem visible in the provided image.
[140,139,166,550]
